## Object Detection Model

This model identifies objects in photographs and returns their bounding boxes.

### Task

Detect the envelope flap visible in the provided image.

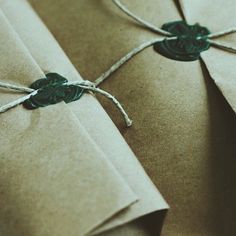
[0,10,136,236]
[179,0,236,32]
[0,0,169,234]
[201,47,236,113]
[178,0,236,113]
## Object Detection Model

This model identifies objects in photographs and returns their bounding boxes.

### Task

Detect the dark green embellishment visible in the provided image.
[23,73,84,109]
[154,21,211,61]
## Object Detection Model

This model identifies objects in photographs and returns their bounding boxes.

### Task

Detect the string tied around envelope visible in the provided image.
[1,1,235,129]
[94,0,236,86]
[0,73,132,127]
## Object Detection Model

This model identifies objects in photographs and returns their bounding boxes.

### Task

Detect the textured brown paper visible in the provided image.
[179,0,236,113]
[0,9,137,236]
[25,0,236,235]
[0,0,168,235]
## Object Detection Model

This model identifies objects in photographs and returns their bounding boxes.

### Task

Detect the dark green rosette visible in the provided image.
[23,73,84,109]
[154,21,211,61]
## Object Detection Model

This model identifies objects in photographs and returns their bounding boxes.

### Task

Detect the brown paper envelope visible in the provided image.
[180,0,236,112]
[25,0,236,235]
[0,10,137,236]
[0,0,169,234]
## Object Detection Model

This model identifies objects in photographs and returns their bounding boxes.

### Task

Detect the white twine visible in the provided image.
[0,80,132,127]
[1,1,235,128]
[94,37,236,87]
[112,0,171,36]
[94,0,236,86]
[208,28,236,39]
[95,36,177,86]
[208,39,236,53]
[0,81,34,93]
[0,91,37,113]
[113,0,236,40]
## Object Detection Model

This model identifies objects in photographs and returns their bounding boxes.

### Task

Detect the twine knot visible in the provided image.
[153,21,211,61]
[23,73,84,109]
[0,73,132,127]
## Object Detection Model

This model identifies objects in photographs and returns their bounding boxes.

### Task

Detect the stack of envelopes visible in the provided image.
[1,0,236,235]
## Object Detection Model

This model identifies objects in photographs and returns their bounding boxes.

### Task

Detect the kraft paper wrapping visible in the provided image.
[0,10,137,236]
[0,0,168,235]
[25,0,236,235]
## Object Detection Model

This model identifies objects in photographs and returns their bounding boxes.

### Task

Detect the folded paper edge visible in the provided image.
[0,0,169,234]
[0,8,139,235]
